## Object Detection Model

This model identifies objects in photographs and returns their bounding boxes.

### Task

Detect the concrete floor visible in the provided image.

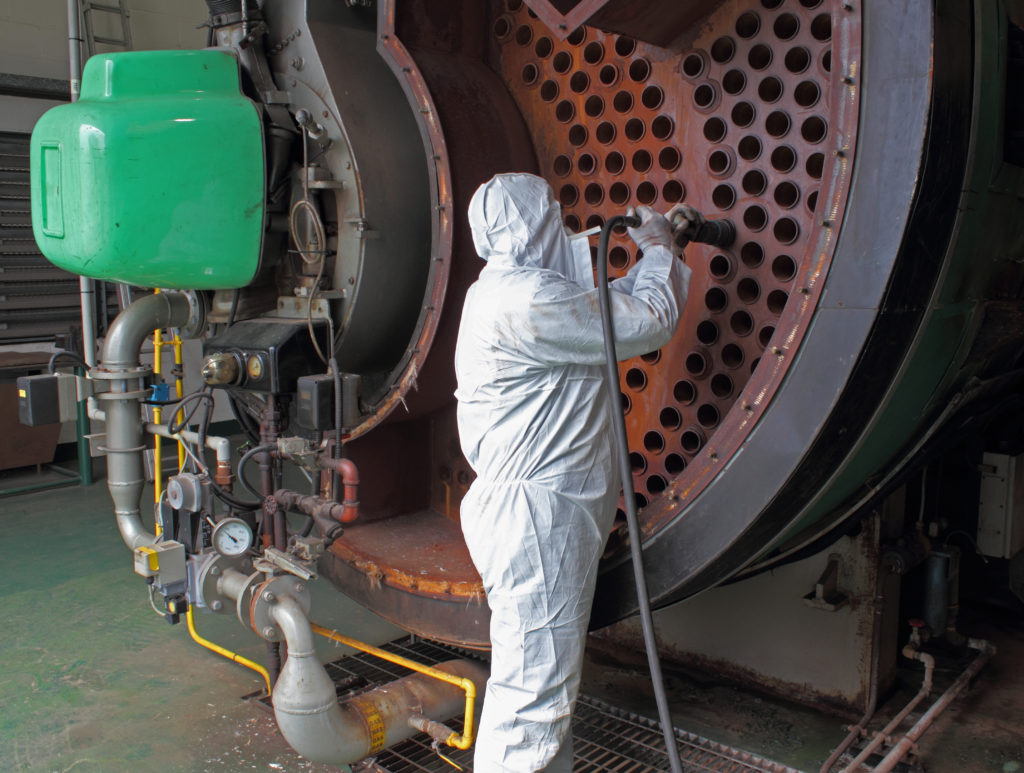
[2,467,1023,772]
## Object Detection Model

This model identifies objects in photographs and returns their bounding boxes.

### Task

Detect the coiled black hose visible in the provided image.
[596,214,683,773]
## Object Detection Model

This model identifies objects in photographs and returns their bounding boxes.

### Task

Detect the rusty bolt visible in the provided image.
[263,496,279,516]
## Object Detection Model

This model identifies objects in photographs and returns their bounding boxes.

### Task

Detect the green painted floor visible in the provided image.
[0,473,403,773]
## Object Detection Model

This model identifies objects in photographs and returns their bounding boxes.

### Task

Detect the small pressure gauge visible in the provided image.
[246,354,264,380]
[212,518,253,557]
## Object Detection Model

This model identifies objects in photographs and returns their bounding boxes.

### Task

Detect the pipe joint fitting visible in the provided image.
[250,575,311,642]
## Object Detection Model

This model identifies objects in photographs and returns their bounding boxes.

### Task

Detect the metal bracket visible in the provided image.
[803,554,849,611]
[255,546,318,581]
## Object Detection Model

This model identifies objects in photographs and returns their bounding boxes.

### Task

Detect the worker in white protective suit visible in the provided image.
[455,172,693,772]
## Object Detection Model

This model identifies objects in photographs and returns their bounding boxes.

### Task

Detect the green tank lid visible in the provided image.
[30,49,265,290]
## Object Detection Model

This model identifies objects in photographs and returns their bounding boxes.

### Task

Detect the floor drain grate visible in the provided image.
[256,637,803,773]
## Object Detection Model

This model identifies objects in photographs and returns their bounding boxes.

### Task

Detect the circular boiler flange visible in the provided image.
[315,0,1009,648]
[492,0,859,616]
[261,0,437,424]
[493,0,996,630]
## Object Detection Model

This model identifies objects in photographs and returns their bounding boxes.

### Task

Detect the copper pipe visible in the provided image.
[274,481,359,526]
[839,646,935,772]
[319,457,360,522]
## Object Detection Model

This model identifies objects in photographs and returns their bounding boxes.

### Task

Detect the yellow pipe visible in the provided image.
[173,334,185,469]
[153,327,164,534]
[311,623,477,750]
[186,606,272,694]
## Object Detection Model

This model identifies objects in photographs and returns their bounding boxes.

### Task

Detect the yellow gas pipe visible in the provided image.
[152,303,266,693]
[186,606,272,694]
[311,623,478,750]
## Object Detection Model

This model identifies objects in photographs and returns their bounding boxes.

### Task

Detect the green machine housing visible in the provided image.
[30,49,265,290]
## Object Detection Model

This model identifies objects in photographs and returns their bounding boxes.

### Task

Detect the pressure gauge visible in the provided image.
[211,518,253,557]
[247,354,264,380]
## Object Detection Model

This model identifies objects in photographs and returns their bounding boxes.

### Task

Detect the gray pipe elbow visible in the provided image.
[101,292,195,550]
[269,596,488,765]
[271,597,368,763]
[102,292,193,371]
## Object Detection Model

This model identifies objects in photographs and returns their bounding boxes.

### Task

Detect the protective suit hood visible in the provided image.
[468,173,594,288]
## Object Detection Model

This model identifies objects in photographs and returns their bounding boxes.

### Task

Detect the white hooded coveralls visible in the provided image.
[455,173,690,772]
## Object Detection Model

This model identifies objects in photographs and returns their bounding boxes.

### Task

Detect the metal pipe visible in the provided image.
[274,475,359,526]
[311,623,480,750]
[819,559,897,772]
[839,646,935,772]
[101,292,192,371]
[145,421,231,465]
[185,606,271,694]
[873,639,995,773]
[68,0,99,415]
[269,595,487,764]
[99,293,194,550]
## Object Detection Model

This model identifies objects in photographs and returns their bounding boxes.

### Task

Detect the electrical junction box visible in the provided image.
[977,452,1024,558]
[296,373,336,430]
[134,541,187,591]
[17,373,78,426]
[30,49,265,289]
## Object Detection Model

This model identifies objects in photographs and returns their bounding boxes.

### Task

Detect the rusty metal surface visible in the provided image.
[491,0,859,542]
[523,0,728,47]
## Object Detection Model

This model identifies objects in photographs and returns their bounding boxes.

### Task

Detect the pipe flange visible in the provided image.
[197,554,253,613]
[233,571,264,627]
[89,367,153,381]
[94,388,152,401]
[175,290,208,341]
[249,575,312,642]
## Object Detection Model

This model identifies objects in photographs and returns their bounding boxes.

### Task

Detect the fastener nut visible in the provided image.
[294,584,305,594]
[263,626,277,638]
[211,600,223,611]
[262,591,275,602]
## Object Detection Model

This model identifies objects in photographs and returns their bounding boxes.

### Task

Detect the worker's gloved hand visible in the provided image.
[626,206,673,253]
[666,204,705,250]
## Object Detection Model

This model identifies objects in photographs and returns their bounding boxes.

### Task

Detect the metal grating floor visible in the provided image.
[258,637,803,773]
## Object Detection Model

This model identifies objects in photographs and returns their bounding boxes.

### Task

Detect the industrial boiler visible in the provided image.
[20,0,1024,769]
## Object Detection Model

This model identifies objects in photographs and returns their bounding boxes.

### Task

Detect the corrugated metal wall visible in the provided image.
[0,131,116,344]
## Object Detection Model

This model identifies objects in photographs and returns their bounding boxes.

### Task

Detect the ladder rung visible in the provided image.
[85,3,124,13]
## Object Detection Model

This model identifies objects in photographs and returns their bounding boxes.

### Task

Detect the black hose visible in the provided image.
[238,443,276,500]
[48,349,88,374]
[167,391,215,435]
[596,215,683,773]
[227,391,261,445]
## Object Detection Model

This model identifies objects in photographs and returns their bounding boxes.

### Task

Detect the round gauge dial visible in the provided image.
[211,517,253,557]
[247,354,264,380]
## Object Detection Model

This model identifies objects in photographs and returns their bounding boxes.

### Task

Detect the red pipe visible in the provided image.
[319,457,360,523]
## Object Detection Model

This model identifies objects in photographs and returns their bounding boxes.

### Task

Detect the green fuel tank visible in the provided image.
[30,49,265,290]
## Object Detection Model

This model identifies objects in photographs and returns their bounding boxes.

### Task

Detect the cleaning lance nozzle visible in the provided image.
[670,211,736,249]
